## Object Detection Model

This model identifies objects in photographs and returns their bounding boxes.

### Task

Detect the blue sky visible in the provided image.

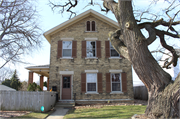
[2,0,179,86]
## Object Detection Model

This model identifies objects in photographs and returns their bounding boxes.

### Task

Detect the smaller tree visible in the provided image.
[1,79,11,87]
[19,81,28,91]
[10,70,21,90]
[1,70,21,90]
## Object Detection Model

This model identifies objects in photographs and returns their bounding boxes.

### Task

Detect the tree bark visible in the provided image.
[104,0,180,118]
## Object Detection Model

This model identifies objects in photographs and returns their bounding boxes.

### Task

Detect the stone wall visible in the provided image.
[48,15,133,101]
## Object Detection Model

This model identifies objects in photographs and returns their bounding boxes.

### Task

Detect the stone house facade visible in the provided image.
[26,9,133,104]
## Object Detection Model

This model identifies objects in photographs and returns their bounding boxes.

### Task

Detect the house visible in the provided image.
[0,84,16,91]
[26,9,133,104]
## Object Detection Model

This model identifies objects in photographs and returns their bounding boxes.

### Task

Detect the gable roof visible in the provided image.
[43,9,119,43]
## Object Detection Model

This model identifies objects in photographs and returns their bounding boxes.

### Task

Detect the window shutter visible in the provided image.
[96,41,101,58]
[81,73,86,93]
[122,72,127,92]
[57,40,62,58]
[72,40,77,58]
[92,21,95,31]
[105,41,110,58]
[106,73,111,93]
[87,21,90,31]
[82,41,86,58]
[98,73,103,93]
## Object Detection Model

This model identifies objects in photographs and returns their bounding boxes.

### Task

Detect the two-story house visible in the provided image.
[26,9,133,104]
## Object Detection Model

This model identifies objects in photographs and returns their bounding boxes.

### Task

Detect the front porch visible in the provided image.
[26,65,50,91]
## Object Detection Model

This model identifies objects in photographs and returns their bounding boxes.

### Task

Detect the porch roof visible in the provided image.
[25,65,49,77]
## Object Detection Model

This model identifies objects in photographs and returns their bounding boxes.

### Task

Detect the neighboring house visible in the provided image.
[0,84,16,91]
[159,49,180,81]
[26,9,133,104]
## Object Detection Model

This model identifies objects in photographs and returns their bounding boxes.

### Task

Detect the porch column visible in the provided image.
[47,78,49,91]
[28,71,34,86]
[40,75,44,90]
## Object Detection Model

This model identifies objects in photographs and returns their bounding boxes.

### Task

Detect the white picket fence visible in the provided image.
[0,91,56,112]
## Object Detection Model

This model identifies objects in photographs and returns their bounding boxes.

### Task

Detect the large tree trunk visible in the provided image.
[104,0,180,118]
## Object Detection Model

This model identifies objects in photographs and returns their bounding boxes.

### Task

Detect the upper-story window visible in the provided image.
[57,39,77,59]
[110,42,119,57]
[86,41,96,57]
[62,41,72,57]
[82,38,101,59]
[105,40,121,58]
[86,21,96,31]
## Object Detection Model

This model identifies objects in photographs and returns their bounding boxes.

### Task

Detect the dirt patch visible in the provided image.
[0,111,30,118]
[132,114,151,119]
[75,99,147,109]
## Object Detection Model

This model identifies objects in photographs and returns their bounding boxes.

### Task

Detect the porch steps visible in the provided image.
[55,100,75,108]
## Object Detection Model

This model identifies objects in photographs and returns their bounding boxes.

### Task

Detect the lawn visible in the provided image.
[64,105,146,118]
[16,111,52,118]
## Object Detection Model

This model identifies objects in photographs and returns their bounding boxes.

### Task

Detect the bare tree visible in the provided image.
[0,0,42,69]
[49,0,180,118]
[0,67,13,83]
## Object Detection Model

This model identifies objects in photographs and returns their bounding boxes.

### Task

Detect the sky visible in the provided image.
[1,0,179,86]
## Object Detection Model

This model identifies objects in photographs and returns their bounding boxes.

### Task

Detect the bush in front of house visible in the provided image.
[27,82,42,91]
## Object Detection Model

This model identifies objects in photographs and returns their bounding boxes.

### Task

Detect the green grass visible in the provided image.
[16,111,52,118]
[64,105,146,118]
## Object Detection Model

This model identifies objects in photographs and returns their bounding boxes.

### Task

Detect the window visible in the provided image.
[87,21,90,31]
[92,21,95,31]
[63,76,70,88]
[111,73,121,91]
[110,42,119,57]
[86,21,96,31]
[86,41,96,57]
[62,41,72,57]
[86,73,97,92]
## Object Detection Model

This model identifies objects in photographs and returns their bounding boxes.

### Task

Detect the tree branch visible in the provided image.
[144,24,156,45]
[49,0,78,19]
[0,47,21,69]
[156,30,179,69]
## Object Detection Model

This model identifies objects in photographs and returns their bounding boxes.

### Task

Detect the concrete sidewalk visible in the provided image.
[46,107,69,119]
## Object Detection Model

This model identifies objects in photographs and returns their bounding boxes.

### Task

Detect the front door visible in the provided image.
[62,76,71,100]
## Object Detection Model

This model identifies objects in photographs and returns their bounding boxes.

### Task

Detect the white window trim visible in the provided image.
[85,38,98,41]
[85,21,97,32]
[110,92,124,94]
[59,71,74,75]
[85,57,98,59]
[86,40,97,58]
[109,70,123,73]
[109,57,122,59]
[62,41,72,58]
[85,70,98,73]
[86,73,98,93]
[60,57,73,59]
[61,38,74,41]
[110,71,123,93]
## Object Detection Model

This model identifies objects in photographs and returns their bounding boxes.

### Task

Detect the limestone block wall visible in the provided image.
[48,16,133,101]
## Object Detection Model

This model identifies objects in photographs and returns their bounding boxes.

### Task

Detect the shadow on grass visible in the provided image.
[15,110,54,118]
